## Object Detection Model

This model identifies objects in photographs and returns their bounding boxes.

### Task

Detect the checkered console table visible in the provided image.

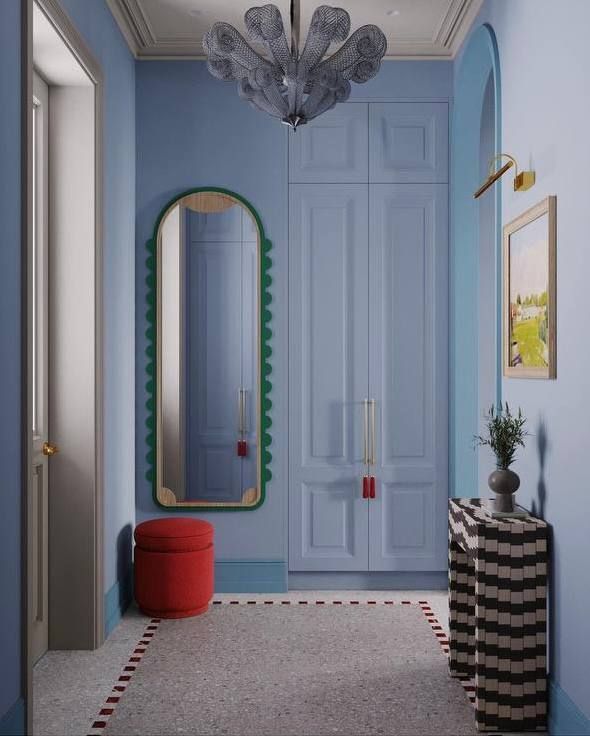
[448,499,548,732]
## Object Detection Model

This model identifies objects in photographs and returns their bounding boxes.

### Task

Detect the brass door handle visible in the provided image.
[369,399,376,465]
[363,399,369,466]
[42,441,59,457]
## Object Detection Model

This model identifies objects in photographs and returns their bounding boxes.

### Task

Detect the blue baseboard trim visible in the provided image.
[550,679,590,735]
[104,569,133,638]
[215,561,287,593]
[288,571,448,590]
[0,698,25,736]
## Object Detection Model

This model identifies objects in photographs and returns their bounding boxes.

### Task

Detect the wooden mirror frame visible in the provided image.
[145,188,273,510]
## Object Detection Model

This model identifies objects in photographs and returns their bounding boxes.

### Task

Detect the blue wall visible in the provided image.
[0,1,135,726]
[58,0,136,615]
[135,61,452,573]
[0,1,24,730]
[454,1,590,730]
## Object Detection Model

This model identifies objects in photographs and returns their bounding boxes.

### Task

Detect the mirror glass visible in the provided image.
[157,192,260,507]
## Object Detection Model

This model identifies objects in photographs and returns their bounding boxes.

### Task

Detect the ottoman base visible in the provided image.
[139,602,210,619]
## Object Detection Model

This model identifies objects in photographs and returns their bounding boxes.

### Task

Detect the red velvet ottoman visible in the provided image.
[134,518,214,618]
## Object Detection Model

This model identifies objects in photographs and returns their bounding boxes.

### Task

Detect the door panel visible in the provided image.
[368,184,448,571]
[289,104,368,183]
[241,239,258,496]
[187,238,242,501]
[289,184,369,571]
[369,103,448,183]
[302,482,359,562]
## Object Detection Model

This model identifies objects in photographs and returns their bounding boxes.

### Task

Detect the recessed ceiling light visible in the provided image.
[386,9,400,16]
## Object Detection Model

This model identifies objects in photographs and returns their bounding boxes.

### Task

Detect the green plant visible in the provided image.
[475,403,529,470]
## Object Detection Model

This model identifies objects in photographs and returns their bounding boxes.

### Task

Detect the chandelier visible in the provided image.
[203,2,387,130]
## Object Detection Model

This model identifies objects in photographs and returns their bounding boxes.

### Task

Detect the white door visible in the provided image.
[31,71,56,662]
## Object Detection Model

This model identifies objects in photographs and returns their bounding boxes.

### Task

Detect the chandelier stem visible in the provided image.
[290,0,300,58]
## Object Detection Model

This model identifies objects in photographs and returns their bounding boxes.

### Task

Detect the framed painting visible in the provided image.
[503,196,556,379]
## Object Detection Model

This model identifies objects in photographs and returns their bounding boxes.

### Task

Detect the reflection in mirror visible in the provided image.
[158,192,260,507]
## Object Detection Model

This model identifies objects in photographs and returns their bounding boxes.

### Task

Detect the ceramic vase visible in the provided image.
[488,468,520,513]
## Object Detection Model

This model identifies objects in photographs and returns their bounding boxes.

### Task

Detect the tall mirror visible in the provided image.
[151,189,271,509]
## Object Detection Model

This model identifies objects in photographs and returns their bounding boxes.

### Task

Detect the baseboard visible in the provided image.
[550,679,590,735]
[104,568,133,638]
[215,561,287,593]
[0,698,25,736]
[288,571,448,590]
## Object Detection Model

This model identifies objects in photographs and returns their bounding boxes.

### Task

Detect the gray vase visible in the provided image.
[488,468,520,513]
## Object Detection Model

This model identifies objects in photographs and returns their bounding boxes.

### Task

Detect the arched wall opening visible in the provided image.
[477,72,497,490]
[451,23,502,497]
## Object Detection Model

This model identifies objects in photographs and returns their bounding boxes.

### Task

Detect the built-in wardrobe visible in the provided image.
[288,102,449,574]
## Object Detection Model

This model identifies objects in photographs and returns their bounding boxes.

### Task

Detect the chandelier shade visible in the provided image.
[203,3,387,129]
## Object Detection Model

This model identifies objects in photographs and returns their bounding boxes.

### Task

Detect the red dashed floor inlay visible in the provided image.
[87,599,475,732]
[86,618,161,736]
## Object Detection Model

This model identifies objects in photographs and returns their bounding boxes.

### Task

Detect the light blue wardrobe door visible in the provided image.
[368,184,448,571]
[187,239,243,502]
[369,103,449,183]
[289,184,369,571]
[241,239,258,496]
[289,104,368,183]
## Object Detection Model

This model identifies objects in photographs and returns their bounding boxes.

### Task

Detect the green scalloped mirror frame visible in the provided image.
[145,187,272,511]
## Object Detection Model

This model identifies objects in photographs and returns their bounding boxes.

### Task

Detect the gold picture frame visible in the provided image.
[503,196,556,379]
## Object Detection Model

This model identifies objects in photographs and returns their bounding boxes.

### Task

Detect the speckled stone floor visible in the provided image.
[34,591,464,736]
[102,600,476,736]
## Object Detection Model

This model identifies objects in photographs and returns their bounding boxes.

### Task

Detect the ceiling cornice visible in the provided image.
[107,0,484,61]
[106,0,155,56]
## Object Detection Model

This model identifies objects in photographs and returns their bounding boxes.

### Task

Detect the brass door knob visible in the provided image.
[42,441,59,457]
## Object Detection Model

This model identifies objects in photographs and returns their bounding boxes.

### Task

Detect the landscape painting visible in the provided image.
[503,196,556,379]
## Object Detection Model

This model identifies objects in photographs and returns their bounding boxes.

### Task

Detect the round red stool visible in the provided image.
[134,518,214,618]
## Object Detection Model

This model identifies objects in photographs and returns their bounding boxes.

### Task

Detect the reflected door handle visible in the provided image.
[237,389,248,457]
[42,441,59,457]
[369,475,376,499]
[362,475,369,499]
[369,399,376,466]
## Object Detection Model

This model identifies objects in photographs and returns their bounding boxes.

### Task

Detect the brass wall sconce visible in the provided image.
[474,154,536,199]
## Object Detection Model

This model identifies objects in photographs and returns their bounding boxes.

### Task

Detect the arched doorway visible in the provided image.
[451,24,501,497]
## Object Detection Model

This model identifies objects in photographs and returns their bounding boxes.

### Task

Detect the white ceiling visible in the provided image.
[106,0,483,60]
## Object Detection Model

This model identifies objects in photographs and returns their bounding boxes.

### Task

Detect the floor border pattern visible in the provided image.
[86,618,161,736]
[86,599,477,734]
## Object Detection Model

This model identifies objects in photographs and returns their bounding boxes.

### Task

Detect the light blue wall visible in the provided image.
[135,61,289,564]
[0,6,135,725]
[135,61,452,568]
[0,1,24,729]
[454,1,590,729]
[451,23,501,499]
[58,0,136,609]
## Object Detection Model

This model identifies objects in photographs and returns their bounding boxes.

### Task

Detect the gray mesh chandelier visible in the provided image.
[203,2,387,130]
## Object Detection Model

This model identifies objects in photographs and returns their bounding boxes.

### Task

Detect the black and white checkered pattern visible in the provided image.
[449,499,548,732]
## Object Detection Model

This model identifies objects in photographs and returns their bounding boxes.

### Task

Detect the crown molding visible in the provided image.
[105,0,155,57]
[106,0,484,61]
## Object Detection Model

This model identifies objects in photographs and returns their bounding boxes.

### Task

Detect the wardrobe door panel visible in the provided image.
[289,184,369,571]
[289,104,368,183]
[241,239,258,497]
[369,103,448,183]
[368,184,448,571]
[187,240,243,501]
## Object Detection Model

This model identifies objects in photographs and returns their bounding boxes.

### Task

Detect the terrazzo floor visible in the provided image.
[33,591,468,736]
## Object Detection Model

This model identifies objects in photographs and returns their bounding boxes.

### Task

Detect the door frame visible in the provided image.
[22,0,104,729]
